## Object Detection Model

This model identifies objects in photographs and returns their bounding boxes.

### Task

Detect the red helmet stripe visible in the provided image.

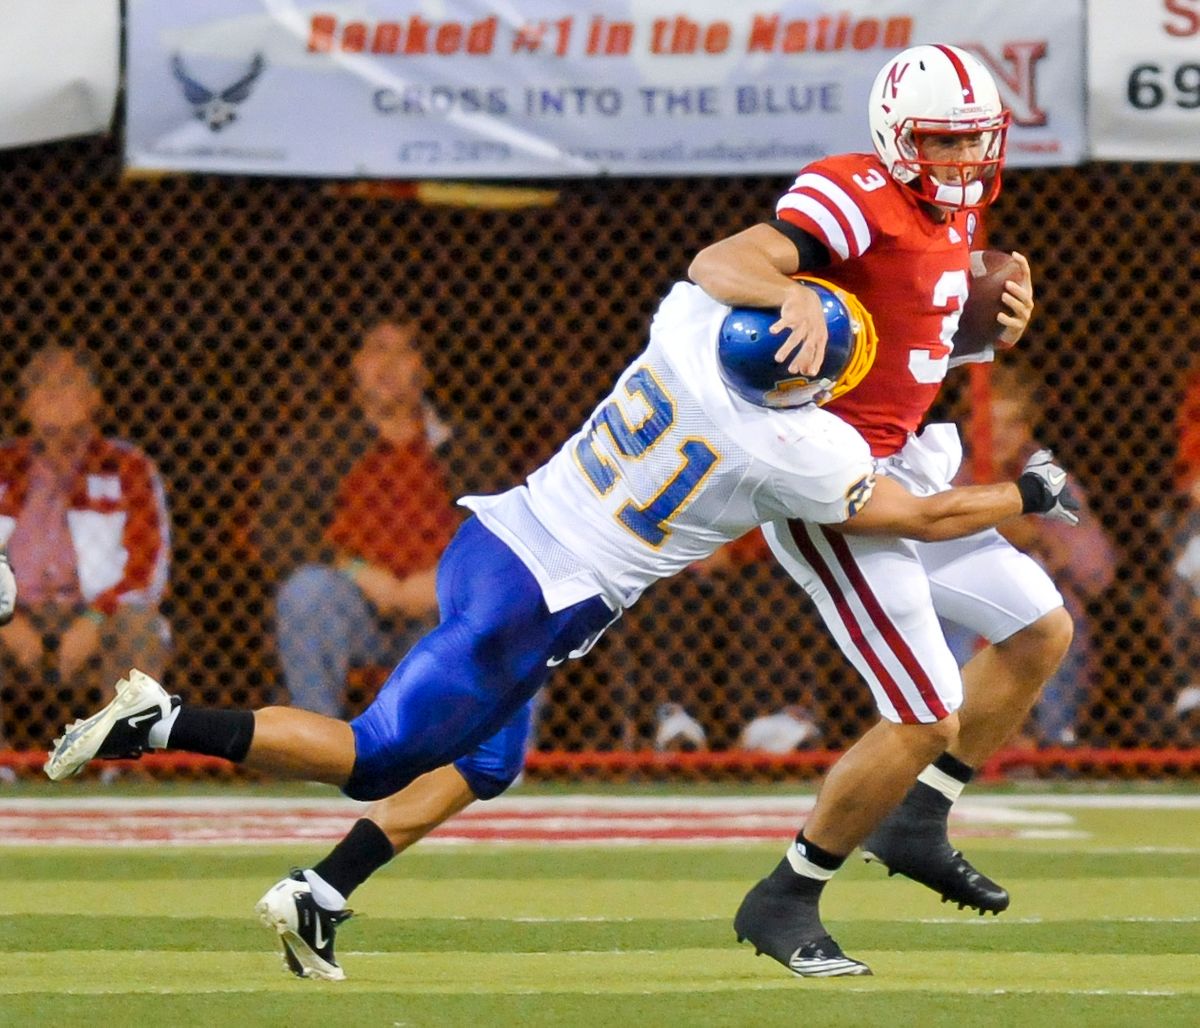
[933,44,975,103]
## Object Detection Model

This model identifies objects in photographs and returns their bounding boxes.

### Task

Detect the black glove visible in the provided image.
[0,552,14,625]
[1017,449,1080,525]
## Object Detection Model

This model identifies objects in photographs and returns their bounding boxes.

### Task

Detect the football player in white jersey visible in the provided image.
[43,278,1076,980]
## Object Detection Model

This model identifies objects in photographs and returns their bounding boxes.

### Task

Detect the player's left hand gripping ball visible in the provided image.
[0,552,15,625]
[1019,450,1080,525]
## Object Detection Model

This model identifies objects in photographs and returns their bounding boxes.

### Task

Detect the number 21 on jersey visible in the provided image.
[574,366,718,547]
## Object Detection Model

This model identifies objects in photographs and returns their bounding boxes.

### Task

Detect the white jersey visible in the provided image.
[461,282,874,613]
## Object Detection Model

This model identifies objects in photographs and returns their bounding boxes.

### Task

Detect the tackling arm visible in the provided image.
[836,450,1080,542]
[835,475,1023,541]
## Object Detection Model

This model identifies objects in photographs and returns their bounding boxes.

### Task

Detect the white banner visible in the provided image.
[0,0,120,149]
[1089,0,1200,159]
[125,0,1085,178]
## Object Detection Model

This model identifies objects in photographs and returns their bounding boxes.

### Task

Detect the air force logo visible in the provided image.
[171,52,266,131]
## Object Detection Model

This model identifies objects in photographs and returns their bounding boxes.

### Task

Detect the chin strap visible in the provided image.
[930,177,985,207]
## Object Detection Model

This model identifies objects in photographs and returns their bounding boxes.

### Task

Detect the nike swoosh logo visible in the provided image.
[1048,469,1066,488]
[545,656,565,668]
[127,710,160,727]
[312,915,327,950]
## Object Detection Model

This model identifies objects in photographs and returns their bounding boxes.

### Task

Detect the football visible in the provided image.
[952,249,1024,354]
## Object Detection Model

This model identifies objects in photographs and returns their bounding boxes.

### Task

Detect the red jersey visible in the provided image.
[1176,369,1200,493]
[324,436,459,581]
[0,434,169,615]
[775,153,981,456]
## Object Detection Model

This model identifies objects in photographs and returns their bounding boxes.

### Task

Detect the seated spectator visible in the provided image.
[0,345,170,750]
[1164,505,1200,734]
[941,363,1115,747]
[275,322,460,717]
[1162,366,1200,743]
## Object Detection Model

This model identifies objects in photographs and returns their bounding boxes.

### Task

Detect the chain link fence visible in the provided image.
[1,132,1197,776]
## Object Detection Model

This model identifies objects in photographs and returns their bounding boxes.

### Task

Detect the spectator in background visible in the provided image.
[942,363,1115,747]
[0,345,170,749]
[1162,365,1200,744]
[274,322,460,718]
[0,552,17,780]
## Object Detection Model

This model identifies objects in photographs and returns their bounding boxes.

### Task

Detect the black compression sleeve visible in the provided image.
[768,218,831,271]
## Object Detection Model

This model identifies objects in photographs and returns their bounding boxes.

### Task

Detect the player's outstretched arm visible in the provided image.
[836,476,1021,541]
[835,452,1079,542]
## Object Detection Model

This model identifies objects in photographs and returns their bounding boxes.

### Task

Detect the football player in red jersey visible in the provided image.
[689,44,1068,976]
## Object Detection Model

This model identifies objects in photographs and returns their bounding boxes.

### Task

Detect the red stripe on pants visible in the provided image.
[786,521,918,722]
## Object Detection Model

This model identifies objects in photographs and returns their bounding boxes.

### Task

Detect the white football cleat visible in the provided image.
[256,872,352,982]
[43,669,178,781]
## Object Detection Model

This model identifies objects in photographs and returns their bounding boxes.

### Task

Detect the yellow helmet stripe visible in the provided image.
[791,274,878,402]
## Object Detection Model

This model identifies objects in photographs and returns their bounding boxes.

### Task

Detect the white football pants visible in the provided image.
[764,425,1064,724]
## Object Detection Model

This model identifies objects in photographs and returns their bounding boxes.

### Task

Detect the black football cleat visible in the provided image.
[734,858,871,977]
[861,798,1010,915]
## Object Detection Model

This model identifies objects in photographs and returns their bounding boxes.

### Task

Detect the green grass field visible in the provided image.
[2,790,1199,1026]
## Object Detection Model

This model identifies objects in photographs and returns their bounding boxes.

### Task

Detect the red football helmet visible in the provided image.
[869,44,1010,210]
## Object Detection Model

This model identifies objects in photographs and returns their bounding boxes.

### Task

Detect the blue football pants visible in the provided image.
[345,516,616,801]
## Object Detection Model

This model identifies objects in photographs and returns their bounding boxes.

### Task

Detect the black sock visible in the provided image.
[933,751,974,785]
[794,831,846,873]
[311,818,395,899]
[765,830,844,897]
[168,707,256,762]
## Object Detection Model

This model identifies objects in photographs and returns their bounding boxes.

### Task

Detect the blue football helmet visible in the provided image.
[716,276,877,409]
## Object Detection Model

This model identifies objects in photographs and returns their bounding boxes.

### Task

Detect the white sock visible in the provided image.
[302,869,347,911]
[147,706,180,749]
[917,762,967,802]
[785,840,837,881]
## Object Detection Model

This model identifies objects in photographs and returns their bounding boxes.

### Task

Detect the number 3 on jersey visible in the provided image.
[908,268,970,385]
[574,366,718,546]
